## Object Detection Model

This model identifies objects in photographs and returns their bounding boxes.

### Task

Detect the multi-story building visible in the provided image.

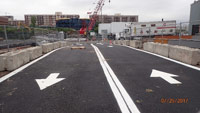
[0,16,14,25]
[90,14,138,23]
[0,16,14,22]
[25,12,80,27]
[9,20,25,26]
[189,0,200,35]
[0,16,25,26]
[0,17,8,25]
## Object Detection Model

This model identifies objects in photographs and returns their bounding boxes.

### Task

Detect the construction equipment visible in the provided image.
[79,0,110,35]
[17,22,31,31]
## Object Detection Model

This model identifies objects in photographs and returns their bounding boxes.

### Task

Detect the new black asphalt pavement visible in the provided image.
[96,43,200,113]
[0,43,200,113]
[0,44,121,113]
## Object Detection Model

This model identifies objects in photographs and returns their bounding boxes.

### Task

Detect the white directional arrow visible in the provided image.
[150,69,182,84]
[35,73,65,90]
[108,45,113,47]
[97,43,104,45]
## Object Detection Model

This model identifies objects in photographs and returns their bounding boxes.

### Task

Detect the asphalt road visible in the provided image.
[0,43,200,113]
[96,43,200,113]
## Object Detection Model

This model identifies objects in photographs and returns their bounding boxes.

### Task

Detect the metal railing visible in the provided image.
[0,25,66,53]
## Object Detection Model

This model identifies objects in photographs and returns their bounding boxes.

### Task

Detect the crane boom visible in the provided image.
[88,0,105,31]
[80,0,108,35]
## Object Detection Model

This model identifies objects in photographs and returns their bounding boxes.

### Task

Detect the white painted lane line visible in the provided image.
[150,69,182,84]
[92,44,130,113]
[122,45,200,72]
[94,45,140,113]
[0,47,66,83]
[36,73,65,90]
[91,44,140,113]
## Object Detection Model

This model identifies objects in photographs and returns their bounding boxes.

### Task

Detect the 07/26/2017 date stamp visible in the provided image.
[161,98,189,104]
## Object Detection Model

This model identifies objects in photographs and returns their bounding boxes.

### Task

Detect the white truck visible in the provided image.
[130,20,176,37]
[98,20,176,39]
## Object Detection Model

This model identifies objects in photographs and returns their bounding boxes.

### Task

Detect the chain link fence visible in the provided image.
[0,25,66,53]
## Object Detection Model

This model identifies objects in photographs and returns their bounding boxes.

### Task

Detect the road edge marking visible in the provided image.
[121,45,200,71]
[91,44,140,113]
[0,47,67,83]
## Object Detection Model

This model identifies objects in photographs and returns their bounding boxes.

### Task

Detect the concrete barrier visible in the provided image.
[169,45,200,65]
[21,49,30,64]
[27,46,43,61]
[66,41,72,46]
[130,40,143,48]
[121,40,126,45]
[53,42,61,49]
[115,40,119,45]
[60,41,67,47]
[6,50,30,71]
[42,43,54,54]
[0,53,10,71]
[126,40,130,46]
[143,42,155,52]
[154,43,169,57]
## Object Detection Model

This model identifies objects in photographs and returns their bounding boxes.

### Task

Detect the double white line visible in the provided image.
[91,44,140,113]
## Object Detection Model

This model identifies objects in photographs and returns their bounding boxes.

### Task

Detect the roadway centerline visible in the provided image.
[91,44,140,113]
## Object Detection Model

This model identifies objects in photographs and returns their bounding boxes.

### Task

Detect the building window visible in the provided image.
[104,17,112,23]
[151,24,156,27]
[114,17,120,22]
[141,25,146,27]
[130,17,136,22]
[122,17,128,22]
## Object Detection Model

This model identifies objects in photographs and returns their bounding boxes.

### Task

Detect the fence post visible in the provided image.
[179,23,182,46]
[4,25,9,52]
[22,28,25,46]
[149,27,151,39]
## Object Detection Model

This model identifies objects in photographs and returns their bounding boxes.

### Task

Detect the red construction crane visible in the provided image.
[80,0,110,35]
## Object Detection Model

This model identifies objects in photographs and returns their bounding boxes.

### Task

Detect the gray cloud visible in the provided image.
[0,0,195,22]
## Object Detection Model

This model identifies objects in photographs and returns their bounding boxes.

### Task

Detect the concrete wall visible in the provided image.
[53,42,61,49]
[27,47,43,60]
[120,40,127,45]
[0,41,70,72]
[0,53,10,71]
[130,40,143,49]
[143,42,200,65]
[126,40,130,46]
[60,41,67,47]
[169,45,200,65]
[154,43,169,57]
[42,43,54,54]
[143,42,156,53]
[6,50,30,71]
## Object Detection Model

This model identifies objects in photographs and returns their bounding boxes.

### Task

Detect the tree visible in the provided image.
[30,16,36,27]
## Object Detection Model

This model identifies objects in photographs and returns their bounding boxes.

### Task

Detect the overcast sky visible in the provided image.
[0,0,196,22]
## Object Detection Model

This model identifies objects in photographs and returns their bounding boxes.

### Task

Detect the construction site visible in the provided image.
[0,0,200,113]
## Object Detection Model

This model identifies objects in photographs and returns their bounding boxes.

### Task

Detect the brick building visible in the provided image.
[25,12,80,27]
[0,17,8,25]
[90,14,138,23]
